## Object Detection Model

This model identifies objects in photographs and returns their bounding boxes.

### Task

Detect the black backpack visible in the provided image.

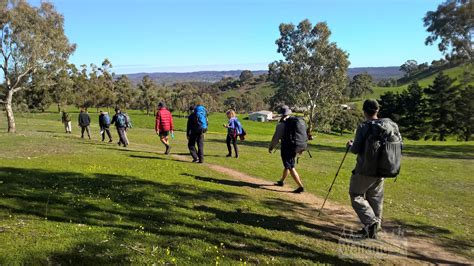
[283,116,308,153]
[360,118,403,177]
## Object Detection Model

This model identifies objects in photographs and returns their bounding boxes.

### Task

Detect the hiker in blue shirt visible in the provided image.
[223,109,241,158]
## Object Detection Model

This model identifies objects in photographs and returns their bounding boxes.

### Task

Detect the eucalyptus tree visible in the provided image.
[269,19,349,133]
[0,0,75,132]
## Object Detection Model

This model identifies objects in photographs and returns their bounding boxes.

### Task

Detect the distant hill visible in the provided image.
[347,67,403,81]
[126,70,267,85]
[125,67,402,84]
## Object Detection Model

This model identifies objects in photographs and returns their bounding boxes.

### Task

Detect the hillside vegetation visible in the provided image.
[355,65,472,106]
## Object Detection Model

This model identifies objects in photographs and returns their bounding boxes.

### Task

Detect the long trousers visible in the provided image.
[64,121,72,133]
[116,127,128,146]
[226,134,238,157]
[349,174,384,227]
[81,126,90,139]
[101,127,112,141]
[188,133,204,162]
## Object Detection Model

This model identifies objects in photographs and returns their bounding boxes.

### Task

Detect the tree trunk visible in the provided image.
[146,107,149,116]
[5,90,16,133]
[307,105,315,140]
[57,103,61,113]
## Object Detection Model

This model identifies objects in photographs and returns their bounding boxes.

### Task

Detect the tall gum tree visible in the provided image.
[0,0,75,132]
[424,0,473,61]
[269,20,349,135]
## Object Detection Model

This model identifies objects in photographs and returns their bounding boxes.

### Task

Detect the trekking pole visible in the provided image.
[318,145,351,216]
[306,149,313,158]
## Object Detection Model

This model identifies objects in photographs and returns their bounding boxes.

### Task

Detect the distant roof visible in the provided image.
[250,111,273,115]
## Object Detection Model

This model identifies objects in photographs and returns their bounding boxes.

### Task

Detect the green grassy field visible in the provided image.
[0,110,473,264]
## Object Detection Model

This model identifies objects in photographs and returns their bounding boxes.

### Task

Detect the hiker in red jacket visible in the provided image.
[155,102,174,154]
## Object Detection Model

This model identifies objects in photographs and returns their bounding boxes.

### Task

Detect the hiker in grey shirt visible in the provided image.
[346,99,383,239]
[269,105,304,193]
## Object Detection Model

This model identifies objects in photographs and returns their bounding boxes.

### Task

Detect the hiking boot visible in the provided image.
[293,187,304,193]
[198,160,204,164]
[353,228,369,239]
[368,223,378,239]
[376,221,382,232]
[165,146,171,155]
[117,142,121,146]
[192,158,199,163]
[354,223,378,239]
[275,180,284,186]
[226,154,232,157]
[108,139,113,143]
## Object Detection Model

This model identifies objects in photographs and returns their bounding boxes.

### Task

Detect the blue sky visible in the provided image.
[31,0,444,74]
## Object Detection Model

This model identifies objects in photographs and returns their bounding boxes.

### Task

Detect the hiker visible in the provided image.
[346,99,402,239]
[223,109,243,158]
[269,105,307,193]
[111,107,129,147]
[78,107,91,139]
[61,111,72,134]
[155,102,174,154]
[187,103,208,163]
[99,110,113,142]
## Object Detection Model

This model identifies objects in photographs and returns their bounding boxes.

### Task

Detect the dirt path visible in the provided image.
[172,153,472,264]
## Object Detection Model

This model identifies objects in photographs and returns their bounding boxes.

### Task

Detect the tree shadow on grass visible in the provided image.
[402,144,474,160]
[129,154,168,160]
[0,166,364,264]
[387,219,474,260]
[251,197,473,264]
[181,173,269,189]
[173,152,222,157]
[37,130,59,133]
[1,166,465,264]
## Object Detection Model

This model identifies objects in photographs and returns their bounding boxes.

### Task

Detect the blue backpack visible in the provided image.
[234,119,243,135]
[194,105,208,130]
[116,114,127,128]
[103,114,111,125]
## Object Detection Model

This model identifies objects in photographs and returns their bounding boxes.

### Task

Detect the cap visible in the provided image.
[279,105,292,116]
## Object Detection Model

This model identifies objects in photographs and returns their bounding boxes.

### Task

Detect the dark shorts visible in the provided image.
[281,148,297,169]
[159,131,170,138]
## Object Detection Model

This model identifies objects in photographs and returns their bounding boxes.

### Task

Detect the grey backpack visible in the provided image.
[360,118,402,177]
